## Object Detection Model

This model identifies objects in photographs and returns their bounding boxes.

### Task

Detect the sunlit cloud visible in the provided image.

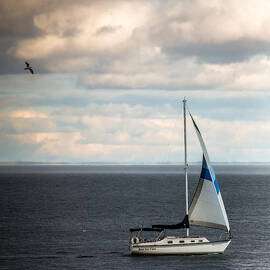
[6,0,270,90]
[10,110,48,119]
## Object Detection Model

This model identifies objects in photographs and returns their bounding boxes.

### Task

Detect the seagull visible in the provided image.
[24,62,34,74]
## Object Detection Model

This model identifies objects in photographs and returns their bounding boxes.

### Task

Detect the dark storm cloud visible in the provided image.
[146,0,270,64]
[0,1,41,74]
[0,1,47,74]
[0,0,104,74]
[95,25,123,36]
[2,0,270,90]
[162,39,270,64]
[0,0,97,37]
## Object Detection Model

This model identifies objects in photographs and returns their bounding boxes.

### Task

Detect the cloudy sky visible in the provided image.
[0,0,270,163]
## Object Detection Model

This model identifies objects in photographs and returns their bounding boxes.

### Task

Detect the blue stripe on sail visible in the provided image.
[200,167,212,181]
[210,167,220,195]
[214,178,220,194]
[200,155,220,194]
[200,156,212,181]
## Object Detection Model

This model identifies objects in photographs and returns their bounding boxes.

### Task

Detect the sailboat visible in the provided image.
[129,99,231,255]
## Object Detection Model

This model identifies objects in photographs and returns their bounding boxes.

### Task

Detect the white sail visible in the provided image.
[188,114,230,232]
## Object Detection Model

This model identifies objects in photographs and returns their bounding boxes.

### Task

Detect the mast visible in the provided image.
[183,98,189,237]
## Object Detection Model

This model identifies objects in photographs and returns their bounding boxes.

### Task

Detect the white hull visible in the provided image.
[130,237,231,255]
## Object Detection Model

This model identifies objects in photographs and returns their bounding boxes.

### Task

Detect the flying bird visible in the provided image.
[24,62,34,74]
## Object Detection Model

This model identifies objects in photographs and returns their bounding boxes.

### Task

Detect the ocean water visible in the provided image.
[0,165,270,269]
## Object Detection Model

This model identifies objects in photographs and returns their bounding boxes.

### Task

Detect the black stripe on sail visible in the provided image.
[152,215,189,230]
[189,112,201,135]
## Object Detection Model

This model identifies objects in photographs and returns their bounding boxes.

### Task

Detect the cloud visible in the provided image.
[0,110,55,134]
[11,1,154,58]
[10,109,48,119]
[3,0,270,90]
[152,0,270,55]
[1,0,270,162]
[192,117,270,162]
[80,54,270,90]
[0,100,268,163]
[14,35,66,59]
[0,103,181,162]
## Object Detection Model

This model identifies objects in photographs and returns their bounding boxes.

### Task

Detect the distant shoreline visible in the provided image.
[0,162,270,166]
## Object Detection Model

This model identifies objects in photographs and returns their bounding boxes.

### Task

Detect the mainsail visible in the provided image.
[189,113,230,232]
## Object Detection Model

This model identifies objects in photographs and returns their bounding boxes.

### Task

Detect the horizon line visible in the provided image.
[0,161,270,166]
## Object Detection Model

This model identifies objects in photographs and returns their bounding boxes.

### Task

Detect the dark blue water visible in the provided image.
[0,165,270,269]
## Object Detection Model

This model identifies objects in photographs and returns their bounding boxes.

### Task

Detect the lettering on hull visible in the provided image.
[138,247,156,251]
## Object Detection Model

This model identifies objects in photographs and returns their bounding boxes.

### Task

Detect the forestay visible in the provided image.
[188,114,230,232]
